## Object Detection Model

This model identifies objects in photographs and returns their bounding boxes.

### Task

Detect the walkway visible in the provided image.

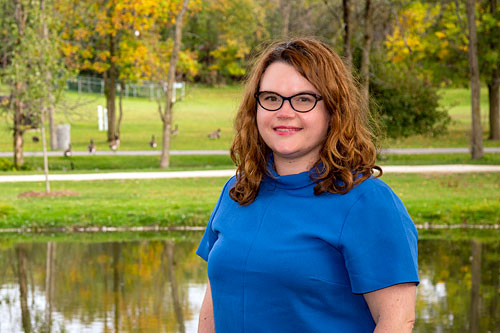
[1,165,499,183]
[1,147,500,157]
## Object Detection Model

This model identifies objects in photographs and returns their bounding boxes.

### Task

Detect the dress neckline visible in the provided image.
[262,157,317,190]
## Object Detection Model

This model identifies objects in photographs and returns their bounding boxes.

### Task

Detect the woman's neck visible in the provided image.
[274,155,317,176]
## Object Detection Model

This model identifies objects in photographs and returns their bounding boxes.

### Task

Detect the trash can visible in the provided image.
[56,124,71,150]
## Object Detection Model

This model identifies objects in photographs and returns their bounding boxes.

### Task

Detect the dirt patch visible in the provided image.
[18,190,81,198]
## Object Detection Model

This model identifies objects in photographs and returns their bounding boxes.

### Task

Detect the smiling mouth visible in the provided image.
[274,127,302,132]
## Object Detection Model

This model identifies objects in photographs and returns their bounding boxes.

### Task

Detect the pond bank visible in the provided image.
[0,223,498,234]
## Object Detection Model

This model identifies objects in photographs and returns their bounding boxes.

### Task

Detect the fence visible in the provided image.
[66,76,185,101]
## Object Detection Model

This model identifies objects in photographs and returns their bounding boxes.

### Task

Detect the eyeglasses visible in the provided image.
[254,91,322,113]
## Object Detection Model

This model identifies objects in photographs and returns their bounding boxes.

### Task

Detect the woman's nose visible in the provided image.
[276,100,295,118]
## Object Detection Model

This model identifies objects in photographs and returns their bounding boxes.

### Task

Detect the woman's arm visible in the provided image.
[198,280,215,333]
[363,282,417,332]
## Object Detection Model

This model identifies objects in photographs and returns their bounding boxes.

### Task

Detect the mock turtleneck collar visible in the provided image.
[261,156,317,190]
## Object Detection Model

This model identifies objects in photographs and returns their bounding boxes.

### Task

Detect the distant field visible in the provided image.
[0,85,241,152]
[0,85,498,154]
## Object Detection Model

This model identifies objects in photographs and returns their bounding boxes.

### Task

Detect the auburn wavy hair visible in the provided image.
[229,37,382,205]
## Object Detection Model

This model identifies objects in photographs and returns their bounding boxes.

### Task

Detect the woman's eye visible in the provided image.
[264,95,279,101]
[296,96,313,103]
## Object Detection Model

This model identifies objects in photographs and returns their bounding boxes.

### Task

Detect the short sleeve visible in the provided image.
[196,177,234,261]
[339,182,419,294]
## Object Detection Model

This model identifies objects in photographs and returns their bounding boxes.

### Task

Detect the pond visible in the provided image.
[0,233,498,332]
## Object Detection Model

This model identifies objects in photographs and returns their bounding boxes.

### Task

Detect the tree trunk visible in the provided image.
[48,104,57,149]
[160,0,190,169]
[13,0,26,169]
[466,0,484,159]
[40,0,50,193]
[40,108,50,193]
[487,0,500,140]
[117,80,125,138]
[342,0,352,67]
[360,0,372,102]
[40,0,57,150]
[13,89,24,168]
[105,34,118,142]
[488,74,500,140]
[280,0,292,39]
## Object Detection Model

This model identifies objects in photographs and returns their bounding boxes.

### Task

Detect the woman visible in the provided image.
[197,38,419,332]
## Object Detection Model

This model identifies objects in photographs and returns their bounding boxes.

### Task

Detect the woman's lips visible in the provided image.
[273,126,302,136]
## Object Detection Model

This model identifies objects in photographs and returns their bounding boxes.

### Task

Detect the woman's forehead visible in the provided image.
[259,62,318,94]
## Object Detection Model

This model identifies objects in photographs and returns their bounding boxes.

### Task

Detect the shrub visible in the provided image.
[0,158,15,171]
[0,157,33,171]
[370,61,451,139]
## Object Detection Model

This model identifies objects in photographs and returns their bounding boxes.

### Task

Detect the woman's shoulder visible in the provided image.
[345,176,395,199]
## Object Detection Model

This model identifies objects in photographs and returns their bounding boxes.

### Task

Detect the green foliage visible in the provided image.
[370,58,451,139]
[0,203,15,218]
[184,0,268,83]
[0,158,14,171]
[0,158,33,171]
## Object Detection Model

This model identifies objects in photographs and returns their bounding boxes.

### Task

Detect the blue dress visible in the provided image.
[197,167,419,332]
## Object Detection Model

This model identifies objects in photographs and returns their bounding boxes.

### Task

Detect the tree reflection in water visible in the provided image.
[0,236,498,332]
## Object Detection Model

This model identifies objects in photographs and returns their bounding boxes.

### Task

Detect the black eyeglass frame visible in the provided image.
[254,91,323,113]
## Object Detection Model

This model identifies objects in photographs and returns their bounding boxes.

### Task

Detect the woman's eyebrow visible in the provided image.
[259,90,319,95]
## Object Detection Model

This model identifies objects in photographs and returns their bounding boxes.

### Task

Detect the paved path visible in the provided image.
[1,165,499,183]
[0,147,500,157]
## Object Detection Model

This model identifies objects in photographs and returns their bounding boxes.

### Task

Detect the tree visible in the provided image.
[385,1,499,141]
[160,0,190,169]
[467,0,484,159]
[184,0,268,83]
[57,0,172,142]
[0,0,65,170]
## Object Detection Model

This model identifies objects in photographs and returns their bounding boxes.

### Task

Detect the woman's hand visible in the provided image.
[198,280,215,333]
[363,282,417,332]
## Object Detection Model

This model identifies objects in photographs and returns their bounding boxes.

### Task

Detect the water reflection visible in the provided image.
[0,237,498,332]
[0,238,207,332]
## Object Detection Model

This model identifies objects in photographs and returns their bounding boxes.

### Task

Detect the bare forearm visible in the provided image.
[364,283,417,333]
[198,281,215,333]
[373,318,415,332]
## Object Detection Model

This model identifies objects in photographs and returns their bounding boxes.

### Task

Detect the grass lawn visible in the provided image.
[0,85,499,153]
[0,173,498,230]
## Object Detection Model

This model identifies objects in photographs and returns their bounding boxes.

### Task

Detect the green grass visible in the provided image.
[0,154,235,174]
[0,173,498,230]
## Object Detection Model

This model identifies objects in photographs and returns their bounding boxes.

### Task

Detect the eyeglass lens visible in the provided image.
[257,92,318,112]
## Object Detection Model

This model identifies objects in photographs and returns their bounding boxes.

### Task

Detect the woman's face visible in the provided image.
[256,62,330,175]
